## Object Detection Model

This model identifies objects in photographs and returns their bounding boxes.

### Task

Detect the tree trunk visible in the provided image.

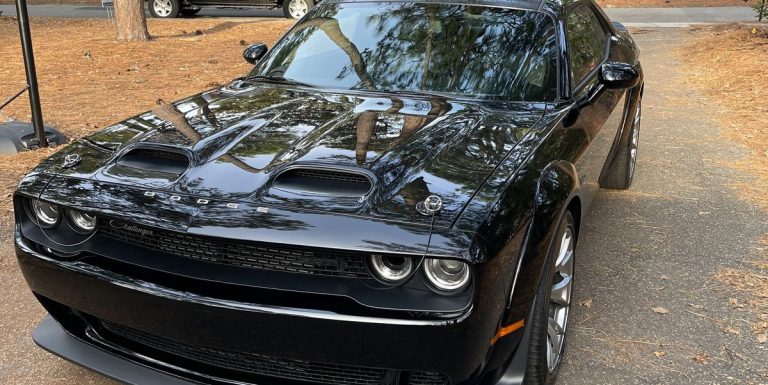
[114,0,150,42]
[355,111,376,165]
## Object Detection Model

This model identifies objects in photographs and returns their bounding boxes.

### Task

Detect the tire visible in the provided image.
[148,0,181,18]
[601,96,641,189]
[525,211,576,385]
[282,0,314,19]
[180,8,200,16]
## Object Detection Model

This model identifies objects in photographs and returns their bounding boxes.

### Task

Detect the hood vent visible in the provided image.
[114,148,190,177]
[272,167,373,196]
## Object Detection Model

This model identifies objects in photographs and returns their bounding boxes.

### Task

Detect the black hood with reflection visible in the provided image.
[36,82,544,227]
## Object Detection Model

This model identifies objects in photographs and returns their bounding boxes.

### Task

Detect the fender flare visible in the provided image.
[481,160,582,381]
[494,159,582,331]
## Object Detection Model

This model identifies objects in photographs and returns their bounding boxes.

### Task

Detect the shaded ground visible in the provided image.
[1,18,767,385]
[559,27,768,384]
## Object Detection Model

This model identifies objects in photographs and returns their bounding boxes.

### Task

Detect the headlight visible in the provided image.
[67,209,98,233]
[30,200,60,228]
[370,254,413,283]
[423,258,470,292]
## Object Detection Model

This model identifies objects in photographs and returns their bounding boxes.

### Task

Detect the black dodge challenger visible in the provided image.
[14,0,642,384]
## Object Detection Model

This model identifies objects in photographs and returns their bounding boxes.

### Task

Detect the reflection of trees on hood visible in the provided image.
[152,103,262,174]
[353,98,449,165]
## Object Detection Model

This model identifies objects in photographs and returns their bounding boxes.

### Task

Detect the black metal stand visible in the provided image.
[14,0,47,148]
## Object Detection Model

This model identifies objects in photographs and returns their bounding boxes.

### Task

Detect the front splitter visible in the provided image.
[32,315,199,385]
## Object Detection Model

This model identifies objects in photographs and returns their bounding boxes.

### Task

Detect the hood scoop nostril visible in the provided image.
[111,148,191,179]
[272,167,373,197]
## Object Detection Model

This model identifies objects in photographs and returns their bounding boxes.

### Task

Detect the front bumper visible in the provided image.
[16,229,522,385]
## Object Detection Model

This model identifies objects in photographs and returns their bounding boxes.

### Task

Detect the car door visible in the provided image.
[565,3,625,209]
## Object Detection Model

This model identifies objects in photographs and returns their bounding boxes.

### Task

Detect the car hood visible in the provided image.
[45,80,545,226]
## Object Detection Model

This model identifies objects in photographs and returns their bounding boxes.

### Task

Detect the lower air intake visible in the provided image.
[96,319,450,385]
[100,320,388,385]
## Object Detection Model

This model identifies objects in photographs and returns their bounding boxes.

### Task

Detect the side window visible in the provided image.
[566,6,608,88]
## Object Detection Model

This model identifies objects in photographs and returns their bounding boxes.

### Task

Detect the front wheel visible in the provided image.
[525,210,576,385]
[148,0,180,18]
[282,0,314,19]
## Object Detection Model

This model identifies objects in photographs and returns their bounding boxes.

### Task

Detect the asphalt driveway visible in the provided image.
[0,25,765,385]
[559,28,768,383]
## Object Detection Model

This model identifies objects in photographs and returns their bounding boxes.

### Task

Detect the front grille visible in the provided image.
[99,320,388,385]
[99,221,372,278]
[408,371,450,385]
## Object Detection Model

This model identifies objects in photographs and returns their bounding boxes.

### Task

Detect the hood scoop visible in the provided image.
[104,147,191,183]
[271,166,373,197]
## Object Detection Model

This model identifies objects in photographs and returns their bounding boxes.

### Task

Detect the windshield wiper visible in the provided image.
[248,75,315,88]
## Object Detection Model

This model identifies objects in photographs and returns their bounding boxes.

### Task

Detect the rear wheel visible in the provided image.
[282,0,314,19]
[602,97,641,189]
[148,0,180,18]
[525,211,575,385]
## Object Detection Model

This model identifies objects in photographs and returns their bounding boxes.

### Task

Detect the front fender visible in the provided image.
[481,160,581,378]
[511,160,581,310]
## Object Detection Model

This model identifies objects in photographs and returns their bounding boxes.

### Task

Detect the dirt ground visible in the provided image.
[1,17,767,385]
[682,24,768,354]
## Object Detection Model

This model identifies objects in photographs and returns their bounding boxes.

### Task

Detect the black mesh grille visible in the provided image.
[100,320,388,385]
[288,168,371,185]
[408,371,450,385]
[99,221,371,278]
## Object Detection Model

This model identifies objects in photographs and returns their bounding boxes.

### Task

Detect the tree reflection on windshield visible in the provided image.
[251,2,558,101]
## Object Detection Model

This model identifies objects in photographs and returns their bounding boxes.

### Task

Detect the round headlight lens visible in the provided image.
[370,254,413,283]
[31,200,60,227]
[67,209,98,233]
[423,258,470,292]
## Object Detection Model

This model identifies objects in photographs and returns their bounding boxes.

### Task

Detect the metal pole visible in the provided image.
[14,0,47,148]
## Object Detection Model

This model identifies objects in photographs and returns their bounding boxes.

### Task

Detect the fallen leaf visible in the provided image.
[688,303,704,309]
[724,326,741,336]
[652,307,669,314]
[579,298,593,308]
[757,334,767,344]
[654,351,667,358]
[692,353,709,364]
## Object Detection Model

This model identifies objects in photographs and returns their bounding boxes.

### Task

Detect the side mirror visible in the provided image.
[599,62,640,89]
[243,43,268,65]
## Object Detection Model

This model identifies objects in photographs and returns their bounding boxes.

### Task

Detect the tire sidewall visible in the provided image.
[628,98,641,182]
[526,210,576,385]
[148,0,180,18]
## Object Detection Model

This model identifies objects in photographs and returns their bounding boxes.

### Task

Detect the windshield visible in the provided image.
[250,2,558,101]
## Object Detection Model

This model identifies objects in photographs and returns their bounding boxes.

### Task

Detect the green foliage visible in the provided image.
[755,0,768,22]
